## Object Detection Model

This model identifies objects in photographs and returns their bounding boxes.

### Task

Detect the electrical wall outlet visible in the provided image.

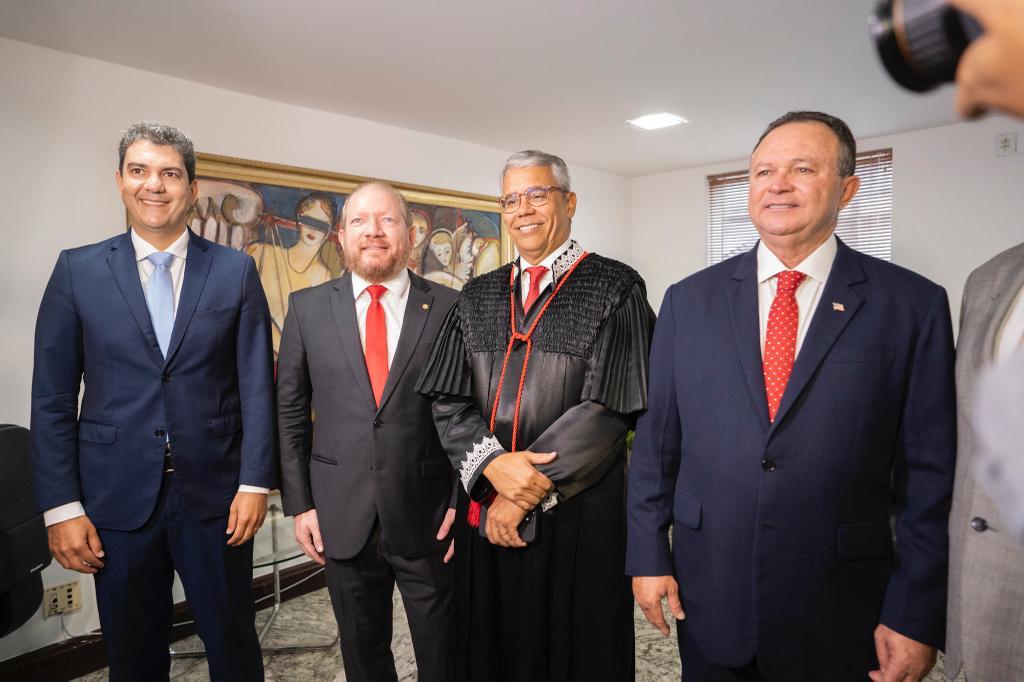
[43,581,81,618]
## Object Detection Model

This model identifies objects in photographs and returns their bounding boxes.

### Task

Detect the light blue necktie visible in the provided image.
[145,252,175,358]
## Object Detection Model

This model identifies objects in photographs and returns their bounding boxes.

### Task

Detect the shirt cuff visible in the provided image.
[238,485,270,494]
[459,435,505,499]
[44,501,86,526]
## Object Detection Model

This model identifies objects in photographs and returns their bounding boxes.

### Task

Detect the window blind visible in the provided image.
[707,148,893,265]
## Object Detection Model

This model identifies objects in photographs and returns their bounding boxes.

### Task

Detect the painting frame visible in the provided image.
[195,151,512,260]
[189,152,513,354]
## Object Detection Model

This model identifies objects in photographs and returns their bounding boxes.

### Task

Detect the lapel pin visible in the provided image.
[422,303,429,310]
[832,302,845,312]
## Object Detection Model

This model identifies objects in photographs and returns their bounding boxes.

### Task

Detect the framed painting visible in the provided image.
[189,152,513,354]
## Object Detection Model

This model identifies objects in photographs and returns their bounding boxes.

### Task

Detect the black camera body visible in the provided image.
[870,0,983,92]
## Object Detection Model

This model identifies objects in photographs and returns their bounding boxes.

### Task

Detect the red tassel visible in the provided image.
[468,500,482,527]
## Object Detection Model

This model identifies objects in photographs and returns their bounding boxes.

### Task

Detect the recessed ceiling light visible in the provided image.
[627,113,687,131]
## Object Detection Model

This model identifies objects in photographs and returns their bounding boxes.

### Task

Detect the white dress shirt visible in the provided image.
[757,235,838,358]
[994,284,1024,364]
[131,228,190,314]
[351,268,411,365]
[44,228,267,527]
[516,237,573,306]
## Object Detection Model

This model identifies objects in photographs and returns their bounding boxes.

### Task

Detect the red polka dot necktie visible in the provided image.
[522,266,549,313]
[364,284,389,406]
[763,270,807,422]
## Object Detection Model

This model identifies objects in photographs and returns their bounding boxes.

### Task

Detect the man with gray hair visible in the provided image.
[418,150,655,680]
[32,122,276,680]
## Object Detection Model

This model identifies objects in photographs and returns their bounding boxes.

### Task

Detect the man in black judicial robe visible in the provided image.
[417,150,655,681]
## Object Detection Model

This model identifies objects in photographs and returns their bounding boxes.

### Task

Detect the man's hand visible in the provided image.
[437,507,456,563]
[633,575,685,636]
[482,450,556,510]
[950,0,1024,118]
[226,491,267,546]
[868,624,937,682]
[48,515,105,574]
[485,495,528,548]
[294,508,325,565]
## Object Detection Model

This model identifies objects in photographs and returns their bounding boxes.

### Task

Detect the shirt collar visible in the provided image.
[515,237,582,281]
[757,234,837,285]
[351,267,411,300]
[131,227,190,263]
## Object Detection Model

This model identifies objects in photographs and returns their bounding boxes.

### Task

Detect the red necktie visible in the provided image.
[523,266,549,313]
[763,270,806,422]
[365,285,389,406]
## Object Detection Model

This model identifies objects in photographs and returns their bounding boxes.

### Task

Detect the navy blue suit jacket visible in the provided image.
[31,230,278,531]
[626,239,956,678]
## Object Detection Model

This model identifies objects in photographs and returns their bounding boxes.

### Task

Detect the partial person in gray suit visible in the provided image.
[946,243,1024,682]
[945,1,1024,679]
[277,181,459,682]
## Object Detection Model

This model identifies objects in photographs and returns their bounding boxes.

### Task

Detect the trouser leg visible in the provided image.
[324,523,398,682]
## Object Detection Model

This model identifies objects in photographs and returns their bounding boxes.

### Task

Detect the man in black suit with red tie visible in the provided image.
[276,181,459,681]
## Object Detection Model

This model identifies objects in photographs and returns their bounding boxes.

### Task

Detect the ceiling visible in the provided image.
[0,0,960,177]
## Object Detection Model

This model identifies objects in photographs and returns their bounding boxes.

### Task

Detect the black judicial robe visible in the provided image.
[417,241,655,682]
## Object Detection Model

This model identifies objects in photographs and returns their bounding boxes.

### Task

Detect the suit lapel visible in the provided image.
[106,232,164,365]
[164,230,212,365]
[330,274,377,408]
[770,240,865,431]
[978,248,1024,361]
[727,246,770,426]
[377,272,433,413]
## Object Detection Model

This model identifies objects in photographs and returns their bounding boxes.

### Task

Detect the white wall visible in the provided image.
[0,36,631,662]
[632,116,1024,317]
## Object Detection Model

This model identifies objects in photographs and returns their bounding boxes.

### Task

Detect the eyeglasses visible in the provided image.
[497,185,569,213]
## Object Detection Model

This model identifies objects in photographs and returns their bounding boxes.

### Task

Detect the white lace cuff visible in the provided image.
[459,435,503,491]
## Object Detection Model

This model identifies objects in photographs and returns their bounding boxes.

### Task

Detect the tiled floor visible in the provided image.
[73,588,956,681]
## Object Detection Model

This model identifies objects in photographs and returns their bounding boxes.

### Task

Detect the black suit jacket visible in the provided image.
[277,271,459,560]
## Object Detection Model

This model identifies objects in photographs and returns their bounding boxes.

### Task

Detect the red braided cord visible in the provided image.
[510,337,533,452]
[489,332,518,434]
[491,253,589,450]
[470,253,589,527]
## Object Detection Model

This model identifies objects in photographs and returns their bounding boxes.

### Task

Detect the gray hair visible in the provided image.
[118,122,196,182]
[341,181,411,228]
[500,150,572,192]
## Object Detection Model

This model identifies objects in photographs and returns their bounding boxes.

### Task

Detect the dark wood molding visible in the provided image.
[0,559,325,682]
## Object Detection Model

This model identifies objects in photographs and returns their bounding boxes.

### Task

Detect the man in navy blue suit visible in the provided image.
[627,112,956,681]
[31,122,276,681]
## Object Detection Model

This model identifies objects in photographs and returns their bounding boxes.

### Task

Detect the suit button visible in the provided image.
[761,457,776,472]
[970,517,989,532]
[154,429,166,439]
[162,374,171,383]
[373,419,384,429]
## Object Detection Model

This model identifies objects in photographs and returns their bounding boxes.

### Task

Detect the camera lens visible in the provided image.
[870,0,983,92]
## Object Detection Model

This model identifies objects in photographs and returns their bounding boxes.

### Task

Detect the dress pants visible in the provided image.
[93,467,262,682]
[325,520,453,682]
[676,619,873,682]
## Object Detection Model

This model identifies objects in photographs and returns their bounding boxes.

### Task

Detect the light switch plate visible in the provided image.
[996,132,1017,157]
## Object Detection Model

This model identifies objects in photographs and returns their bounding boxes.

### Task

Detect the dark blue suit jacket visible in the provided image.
[626,239,956,679]
[30,230,278,530]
